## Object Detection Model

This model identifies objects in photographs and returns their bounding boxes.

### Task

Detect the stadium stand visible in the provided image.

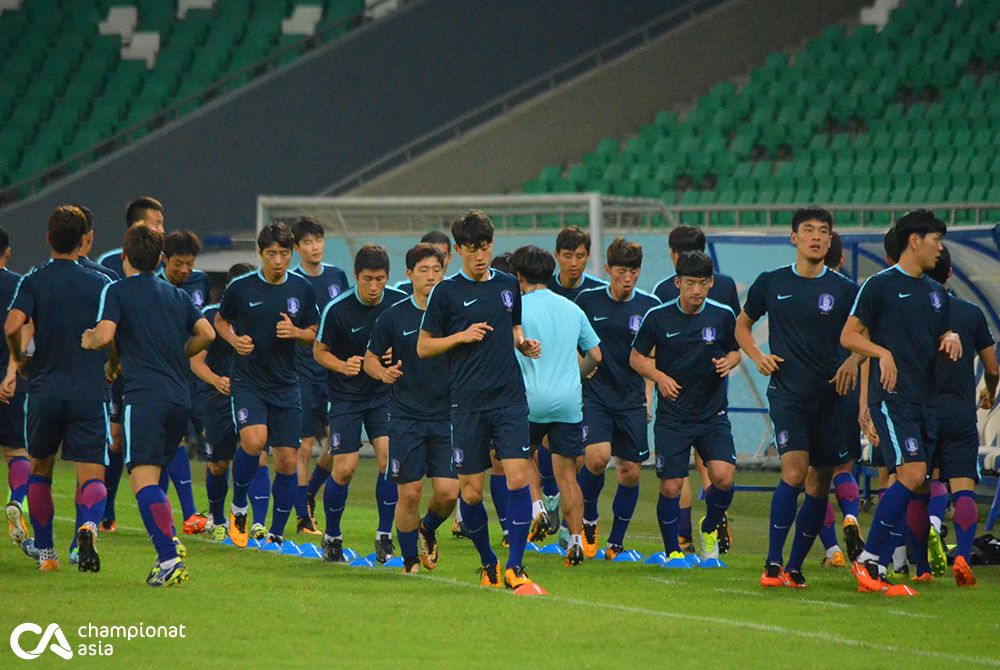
[524,0,1000,225]
[0,0,365,190]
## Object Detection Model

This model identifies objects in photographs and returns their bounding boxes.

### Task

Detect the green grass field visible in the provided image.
[3,458,999,669]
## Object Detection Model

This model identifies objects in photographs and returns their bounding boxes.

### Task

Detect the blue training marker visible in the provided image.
[644,552,667,565]
[699,557,727,569]
[382,556,405,568]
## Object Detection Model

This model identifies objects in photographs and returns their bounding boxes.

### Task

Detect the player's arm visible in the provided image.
[276,312,316,345]
[190,351,229,396]
[416,325,492,359]
[630,348,681,401]
[513,324,541,359]
[3,308,30,377]
[579,345,601,380]
[978,346,999,410]
[184,317,215,358]
[313,339,363,377]
[214,313,254,356]
[81,320,116,350]
[104,341,122,383]
[713,349,742,378]
[363,349,402,384]
[840,315,896,392]
[735,310,783,376]
[938,331,962,361]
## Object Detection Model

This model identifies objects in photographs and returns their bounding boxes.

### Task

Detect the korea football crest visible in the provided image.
[191,289,205,308]
[701,326,717,343]
[390,459,400,476]
[237,408,249,425]
[929,291,943,312]
[286,297,301,316]
[501,289,514,311]
[818,293,834,314]
[453,448,465,466]
[328,284,342,299]
[628,314,642,334]
[904,437,919,456]
[777,430,789,447]
[331,433,342,451]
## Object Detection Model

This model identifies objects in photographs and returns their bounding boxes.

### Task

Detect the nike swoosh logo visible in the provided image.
[463,299,478,307]
[665,332,680,338]
[637,450,649,457]
[252,496,269,500]
[777,294,793,300]
[511,520,530,526]
[403,329,418,336]
[351,326,364,333]
[521,446,531,452]
[838,451,849,458]
[593,316,608,321]
[772,524,791,530]
[898,293,911,299]
[249,301,263,307]
[179,480,192,485]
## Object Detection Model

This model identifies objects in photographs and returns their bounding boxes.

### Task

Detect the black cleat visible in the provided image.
[77,524,100,573]
[842,517,865,562]
[402,556,420,573]
[322,536,346,563]
[451,519,470,539]
[785,568,807,588]
[716,512,732,555]
[375,535,396,564]
[565,544,584,566]
[296,515,321,535]
[418,521,439,570]
[305,491,317,522]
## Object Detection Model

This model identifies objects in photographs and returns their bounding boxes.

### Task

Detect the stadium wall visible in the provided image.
[0,0,687,270]
[353,0,870,197]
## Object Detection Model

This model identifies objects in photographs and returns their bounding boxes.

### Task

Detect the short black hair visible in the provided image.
[122,223,163,272]
[491,251,513,274]
[510,245,556,285]
[48,205,88,254]
[606,237,642,269]
[226,262,255,284]
[125,196,163,228]
[792,205,834,232]
[894,209,947,253]
[405,243,445,271]
[675,250,714,279]
[925,244,951,285]
[668,225,706,254]
[291,216,324,243]
[0,226,9,255]
[824,231,844,270]
[163,230,202,258]
[257,222,295,251]
[75,205,94,232]
[883,225,900,264]
[354,243,390,275]
[451,210,494,248]
[555,227,591,254]
[420,230,450,247]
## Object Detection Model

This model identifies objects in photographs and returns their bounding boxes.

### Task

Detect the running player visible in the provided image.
[925,246,997,585]
[82,222,215,585]
[365,243,458,572]
[394,230,452,295]
[510,245,601,566]
[736,207,861,588]
[418,210,542,589]
[631,250,739,567]
[842,210,961,596]
[290,217,349,535]
[573,238,659,559]
[190,262,255,541]
[215,223,319,549]
[314,245,405,563]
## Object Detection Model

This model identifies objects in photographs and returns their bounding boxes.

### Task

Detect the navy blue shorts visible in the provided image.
[530,421,584,458]
[26,395,109,465]
[768,390,842,468]
[124,401,188,469]
[204,391,238,463]
[831,389,862,464]
[388,417,454,484]
[654,412,735,480]
[329,396,390,455]
[299,378,329,441]
[109,378,124,423]
[869,401,937,474]
[582,401,649,462]
[0,391,25,449]
[231,380,302,449]
[451,404,530,475]
[933,415,979,482]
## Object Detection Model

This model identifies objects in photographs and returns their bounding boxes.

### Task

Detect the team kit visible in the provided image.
[1,199,995,594]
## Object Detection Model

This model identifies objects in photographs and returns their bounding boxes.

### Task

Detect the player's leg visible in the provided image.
[203,392,236,540]
[205,459,229,540]
[552,451,583,564]
[653,419,689,566]
[24,396,65,569]
[678,476,694,552]
[306,449,333,520]
[764,397,808,583]
[536,436,560,532]
[260,395,302,544]
[228,384,268,547]
[493,404,536,588]
[489,451,508,544]
[937,415,980,585]
[395,478,423,572]
[602,407,647,557]
[831,391,864,559]
[578,402,612,556]
[818,501,845,568]
[102,382,125,532]
[949,477,978,585]
[321,406,363,562]
[296,436,318,533]
[169,444,202,534]
[785,465,834,586]
[416,420,458,570]
[295,380,323,533]
[366,399,395,561]
[4,446,31,544]
[526,424,552,542]
[452,410,500,583]
[696,417,736,565]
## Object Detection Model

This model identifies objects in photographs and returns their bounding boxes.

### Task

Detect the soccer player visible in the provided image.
[393,230,452,295]
[653,225,740,551]
[82,223,215,585]
[842,210,962,595]
[158,230,211,535]
[631,250,739,566]
[289,217,349,535]
[5,206,112,572]
[97,196,164,533]
[364,243,458,572]
[547,226,607,301]
[314,244,405,563]
[417,210,542,589]
[215,223,319,549]
[924,246,997,585]
[735,207,861,588]
[0,227,33,558]
[190,262,255,541]
[573,238,659,559]
[510,245,601,565]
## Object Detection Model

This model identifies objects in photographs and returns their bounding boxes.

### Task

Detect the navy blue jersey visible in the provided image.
[548,272,607,302]
[851,264,950,406]
[368,295,450,420]
[97,273,204,406]
[96,247,124,279]
[157,268,210,310]
[9,260,111,400]
[420,269,526,412]
[290,264,350,384]
[574,286,660,411]
[201,304,233,379]
[0,267,22,375]
[743,265,858,399]
[317,286,406,402]
[653,271,741,316]
[79,255,120,282]
[934,291,995,420]
[218,270,319,393]
[632,298,738,422]
[393,279,414,296]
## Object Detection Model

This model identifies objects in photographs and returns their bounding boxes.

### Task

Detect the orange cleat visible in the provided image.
[38,559,60,572]
[852,561,885,593]
[182,513,208,535]
[912,572,934,583]
[885,584,919,597]
[99,519,117,533]
[478,563,502,588]
[581,522,598,559]
[952,555,977,587]
[760,562,787,588]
